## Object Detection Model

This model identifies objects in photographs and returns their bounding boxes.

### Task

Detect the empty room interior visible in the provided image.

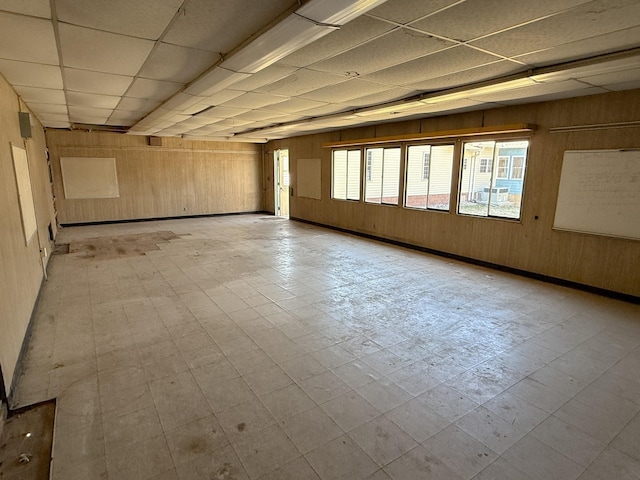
[2,0,640,479]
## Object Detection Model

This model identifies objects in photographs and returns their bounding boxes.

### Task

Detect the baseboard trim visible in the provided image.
[59,210,270,228]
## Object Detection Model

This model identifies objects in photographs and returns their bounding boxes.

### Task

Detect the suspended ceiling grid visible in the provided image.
[0,0,639,142]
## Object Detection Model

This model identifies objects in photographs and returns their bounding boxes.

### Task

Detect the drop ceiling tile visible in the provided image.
[231,109,284,122]
[59,23,154,75]
[269,97,329,113]
[343,87,419,108]
[295,103,352,117]
[471,0,640,58]
[138,43,220,83]
[495,85,606,104]
[0,12,58,64]
[367,0,461,24]
[580,66,640,88]
[55,0,181,40]
[68,105,112,123]
[411,0,593,42]
[309,29,454,76]
[117,96,162,112]
[230,64,299,91]
[41,120,71,128]
[65,68,133,96]
[257,69,349,96]
[108,109,145,122]
[195,106,251,119]
[0,59,62,88]
[0,0,50,18]
[300,78,394,103]
[404,60,526,91]
[105,116,137,126]
[196,90,246,107]
[602,78,640,91]
[514,26,640,67]
[126,78,183,100]
[66,91,121,109]
[13,85,65,104]
[278,15,397,68]
[25,103,68,114]
[35,112,69,123]
[221,92,288,109]
[362,45,500,87]
[162,0,294,53]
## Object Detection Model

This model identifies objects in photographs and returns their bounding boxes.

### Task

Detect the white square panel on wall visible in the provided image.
[60,157,119,199]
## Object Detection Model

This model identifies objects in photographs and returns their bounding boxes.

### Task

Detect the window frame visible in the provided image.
[331,148,362,201]
[457,138,530,221]
[403,142,455,213]
[364,145,402,206]
[510,155,525,179]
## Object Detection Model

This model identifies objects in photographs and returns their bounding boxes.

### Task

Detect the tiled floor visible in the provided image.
[11,214,640,480]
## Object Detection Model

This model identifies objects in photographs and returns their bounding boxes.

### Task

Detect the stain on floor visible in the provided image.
[62,231,181,260]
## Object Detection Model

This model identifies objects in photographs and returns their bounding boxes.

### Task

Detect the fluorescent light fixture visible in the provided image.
[297,0,388,25]
[422,78,536,104]
[184,68,251,96]
[220,15,328,74]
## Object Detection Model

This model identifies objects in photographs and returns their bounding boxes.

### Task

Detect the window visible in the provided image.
[332,149,361,201]
[405,144,454,211]
[479,158,492,173]
[365,147,401,205]
[458,140,529,220]
[511,156,525,179]
[497,156,509,178]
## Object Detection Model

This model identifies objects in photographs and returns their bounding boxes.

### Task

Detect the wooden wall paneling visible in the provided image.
[46,130,263,223]
[274,89,640,297]
[0,75,55,396]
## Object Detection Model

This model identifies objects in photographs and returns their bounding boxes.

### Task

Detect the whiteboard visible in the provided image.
[553,149,640,240]
[297,158,321,200]
[11,144,38,244]
[60,157,119,199]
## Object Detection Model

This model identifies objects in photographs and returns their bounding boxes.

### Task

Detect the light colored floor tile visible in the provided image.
[300,370,351,404]
[456,406,528,454]
[501,435,584,480]
[321,390,381,432]
[280,405,344,453]
[416,384,479,423]
[258,456,321,480]
[149,371,213,431]
[422,425,497,479]
[174,443,249,480]
[260,384,316,420]
[233,423,300,479]
[332,360,382,388]
[611,412,640,461]
[383,444,464,480]
[165,415,229,467]
[305,434,379,480]
[11,216,640,480]
[384,397,450,443]
[105,433,175,480]
[531,415,606,466]
[356,379,413,413]
[349,416,418,467]
[586,446,640,480]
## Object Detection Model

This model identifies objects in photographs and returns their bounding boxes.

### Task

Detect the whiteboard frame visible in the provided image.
[11,143,38,245]
[553,149,640,241]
